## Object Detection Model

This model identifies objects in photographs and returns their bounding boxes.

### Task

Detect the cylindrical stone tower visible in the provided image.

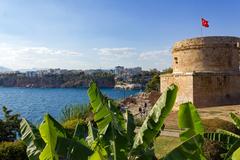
[160,36,240,109]
[172,36,240,73]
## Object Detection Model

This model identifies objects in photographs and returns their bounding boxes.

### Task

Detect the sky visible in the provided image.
[0,0,239,71]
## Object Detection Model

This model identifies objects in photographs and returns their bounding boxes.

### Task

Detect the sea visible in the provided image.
[0,87,141,123]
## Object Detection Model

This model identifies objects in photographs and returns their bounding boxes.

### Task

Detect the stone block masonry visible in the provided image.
[160,36,240,109]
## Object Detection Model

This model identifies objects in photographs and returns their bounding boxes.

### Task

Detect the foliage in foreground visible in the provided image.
[163,102,206,160]
[167,102,240,160]
[20,82,178,160]
[0,141,27,160]
[204,112,240,160]
[59,103,92,123]
[145,74,160,92]
[0,106,21,142]
[21,82,240,160]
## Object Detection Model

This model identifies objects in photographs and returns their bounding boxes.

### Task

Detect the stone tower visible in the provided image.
[160,36,240,109]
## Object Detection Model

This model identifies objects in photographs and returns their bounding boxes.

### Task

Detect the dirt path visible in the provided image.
[161,129,179,137]
[162,105,240,137]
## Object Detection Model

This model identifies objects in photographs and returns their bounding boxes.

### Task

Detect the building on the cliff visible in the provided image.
[160,36,240,109]
[115,66,125,75]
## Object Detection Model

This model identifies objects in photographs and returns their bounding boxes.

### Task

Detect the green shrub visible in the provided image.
[145,74,160,92]
[59,104,91,123]
[62,119,86,136]
[62,119,84,129]
[0,106,21,142]
[0,141,27,160]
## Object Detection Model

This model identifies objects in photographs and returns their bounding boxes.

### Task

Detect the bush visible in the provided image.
[63,119,84,130]
[145,74,160,92]
[0,106,21,142]
[59,104,92,123]
[0,141,27,160]
[62,119,86,136]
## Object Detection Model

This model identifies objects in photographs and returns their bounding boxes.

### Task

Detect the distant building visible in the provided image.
[125,67,142,75]
[115,66,125,75]
[25,71,37,77]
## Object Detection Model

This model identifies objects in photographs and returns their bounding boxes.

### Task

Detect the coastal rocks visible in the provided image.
[121,90,161,116]
[0,73,115,88]
[115,83,142,89]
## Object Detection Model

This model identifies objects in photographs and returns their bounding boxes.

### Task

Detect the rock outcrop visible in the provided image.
[121,90,161,116]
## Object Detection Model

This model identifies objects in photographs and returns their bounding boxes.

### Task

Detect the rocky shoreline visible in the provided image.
[0,73,115,88]
[121,90,161,116]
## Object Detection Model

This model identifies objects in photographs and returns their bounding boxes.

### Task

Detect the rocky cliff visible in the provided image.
[0,72,115,88]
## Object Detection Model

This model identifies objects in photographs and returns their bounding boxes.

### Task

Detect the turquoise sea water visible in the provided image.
[0,87,140,123]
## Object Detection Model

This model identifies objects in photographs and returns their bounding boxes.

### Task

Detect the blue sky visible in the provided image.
[0,0,239,70]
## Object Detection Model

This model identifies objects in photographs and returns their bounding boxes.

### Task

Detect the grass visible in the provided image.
[59,103,90,123]
[154,136,181,159]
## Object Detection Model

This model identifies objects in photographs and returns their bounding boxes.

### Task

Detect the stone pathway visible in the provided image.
[161,129,179,137]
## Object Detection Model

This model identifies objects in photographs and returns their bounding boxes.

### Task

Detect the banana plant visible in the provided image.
[87,82,178,160]
[20,82,178,160]
[163,102,206,160]
[204,112,240,160]
[20,118,45,160]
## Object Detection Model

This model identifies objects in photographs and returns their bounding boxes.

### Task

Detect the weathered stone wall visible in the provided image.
[160,73,193,110]
[193,72,240,107]
[172,36,240,73]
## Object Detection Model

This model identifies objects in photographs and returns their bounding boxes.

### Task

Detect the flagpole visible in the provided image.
[200,17,203,37]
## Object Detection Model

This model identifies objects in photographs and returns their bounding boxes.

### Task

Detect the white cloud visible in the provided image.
[0,42,172,70]
[139,49,170,60]
[0,43,83,69]
[94,47,136,58]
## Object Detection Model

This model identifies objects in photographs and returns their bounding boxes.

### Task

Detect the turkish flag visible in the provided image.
[201,18,209,27]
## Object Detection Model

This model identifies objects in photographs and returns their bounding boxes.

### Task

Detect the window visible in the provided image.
[174,57,178,64]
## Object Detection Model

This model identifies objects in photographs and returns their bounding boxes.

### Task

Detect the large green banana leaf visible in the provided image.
[216,129,240,139]
[124,110,136,145]
[86,122,98,148]
[88,82,117,135]
[73,122,88,142]
[230,113,240,130]
[39,114,67,160]
[178,102,204,141]
[224,140,240,160]
[20,118,45,160]
[133,84,178,150]
[89,151,107,160]
[88,82,129,159]
[163,134,206,160]
[99,119,129,160]
[55,137,93,160]
[112,129,129,160]
[232,146,240,160]
[108,100,127,134]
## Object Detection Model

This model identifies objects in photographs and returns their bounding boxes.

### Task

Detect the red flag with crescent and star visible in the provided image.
[201,18,209,28]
